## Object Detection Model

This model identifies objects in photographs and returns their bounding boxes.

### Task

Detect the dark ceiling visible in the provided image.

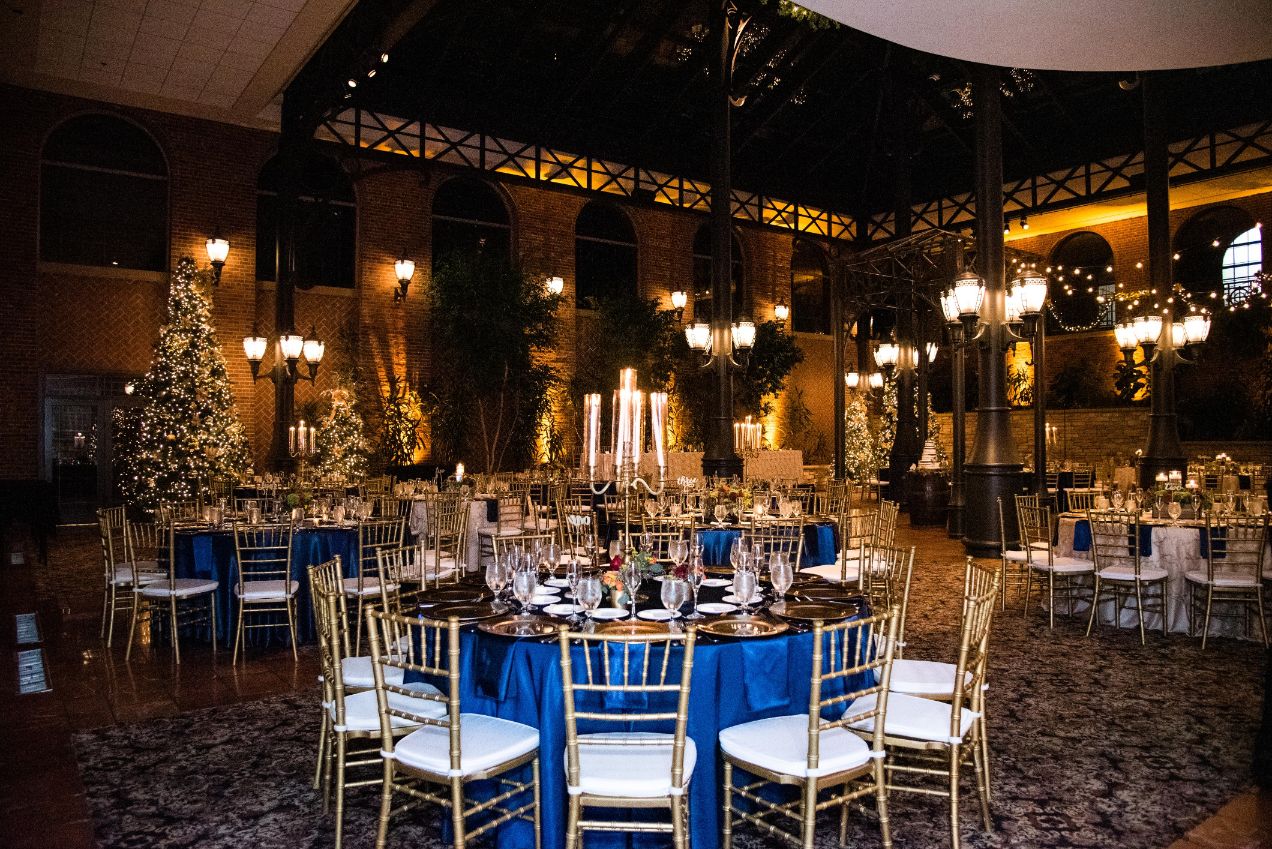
[292,0,1272,217]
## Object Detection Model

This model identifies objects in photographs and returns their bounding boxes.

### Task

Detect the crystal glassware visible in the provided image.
[577,574,602,629]
[732,568,758,615]
[685,555,705,619]
[512,566,538,619]
[620,561,643,619]
[770,552,793,600]
[660,578,688,622]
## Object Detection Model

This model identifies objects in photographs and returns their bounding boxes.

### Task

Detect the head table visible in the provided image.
[1054,514,1270,640]
[405,582,871,849]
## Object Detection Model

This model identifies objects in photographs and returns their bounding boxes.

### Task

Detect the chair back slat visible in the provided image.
[232,523,293,587]
[1088,508,1142,575]
[1205,512,1267,582]
[367,610,458,769]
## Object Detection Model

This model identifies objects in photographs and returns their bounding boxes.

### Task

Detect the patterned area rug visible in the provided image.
[75,553,1266,848]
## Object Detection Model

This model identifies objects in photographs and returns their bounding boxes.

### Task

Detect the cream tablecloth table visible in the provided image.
[1055,514,1268,639]
[408,496,499,573]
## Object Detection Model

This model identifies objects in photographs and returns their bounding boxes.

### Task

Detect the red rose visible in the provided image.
[609,555,623,570]
[673,564,688,580]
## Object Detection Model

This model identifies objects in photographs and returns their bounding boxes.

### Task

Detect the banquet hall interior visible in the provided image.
[2,0,1272,847]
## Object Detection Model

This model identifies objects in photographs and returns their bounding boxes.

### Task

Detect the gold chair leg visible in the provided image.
[1134,582,1146,645]
[949,746,962,849]
[450,777,467,849]
[1047,572,1056,630]
[532,757,541,849]
[839,782,850,847]
[1085,578,1101,636]
[103,583,113,644]
[1021,563,1033,619]
[125,596,140,661]
[313,709,329,791]
[333,733,347,849]
[1202,587,1214,650]
[210,594,218,654]
[171,597,182,664]
[233,598,244,664]
[802,779,818,849]
[721,761,734,849]
[287,597,299,662]
[1258,592,1269,647]
[875,757,893,849]
[978,714,992,804]
[375,761,394,849]
[565,795,580,849]
[972,736,992,831]
[671,796,686,849]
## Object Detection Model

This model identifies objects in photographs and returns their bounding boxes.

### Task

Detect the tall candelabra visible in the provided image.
[583,368,668,546]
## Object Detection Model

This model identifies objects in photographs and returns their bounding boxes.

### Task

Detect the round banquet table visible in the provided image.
[695,521,838,567]
[171,524,358,643]
[406,585,870,849]
[1055,514,1271,640]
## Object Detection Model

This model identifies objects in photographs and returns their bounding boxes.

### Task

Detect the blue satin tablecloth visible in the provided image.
[696,522,837,567]
[172,526,358,643]
[410,621,870,849]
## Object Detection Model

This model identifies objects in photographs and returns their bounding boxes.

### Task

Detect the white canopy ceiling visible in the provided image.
[798,0,1272,71]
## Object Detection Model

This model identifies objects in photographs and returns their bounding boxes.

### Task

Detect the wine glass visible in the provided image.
[540,540,560,585]
[685,555,705,619]
[620,561,643,620]
[639,531,653,555]
[609,538,623,561]
[577,574,602,630]
[713,504,727,526]
[645,499,659,519]
[485,559,509,610]
[660,578,688,625]
[732,567,758,616]
[729,537,742,570]
[770,552,793,601]
[512,565,538,619]
[582,530,597,568]
[1112,490,1124,509]
[1167,500,1182,524]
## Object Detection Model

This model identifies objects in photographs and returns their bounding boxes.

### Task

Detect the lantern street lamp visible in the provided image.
[545,275,565,296]
[205,236,230,284]
[393,257,416,304]
[244,324,324,382]
[670,289,688,323]
[686,317,755,366]
[773,299,789,329]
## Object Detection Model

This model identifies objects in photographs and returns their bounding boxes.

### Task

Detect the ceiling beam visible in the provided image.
[734,30,849,156]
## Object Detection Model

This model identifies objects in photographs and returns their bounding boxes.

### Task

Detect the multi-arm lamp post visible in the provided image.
[1115,308,1211,486]
[940,264,1048,534]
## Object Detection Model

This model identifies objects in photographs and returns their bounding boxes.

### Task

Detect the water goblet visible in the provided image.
[512,565,538,619]
[1167,500,1182,524]
[660,578,688,626]
[732,568,758,616]
[577,574,602,630]
[685,556,705,619]
[713,504,727,526]
[620,561,644,619]
[609,538,623,561]
[566,558,582,623]
[486,559,510,611]
[729,538,742,570]
[770,552,793,601]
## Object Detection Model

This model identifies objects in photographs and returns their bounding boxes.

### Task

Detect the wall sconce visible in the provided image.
[244,324,324,382]
[773,299,789,329]
[546,275,565,296]
[393,257,416,304]
[844,371,860,389]
[670,289,688,323]
[874,342,900,375]
[205,236,229,284]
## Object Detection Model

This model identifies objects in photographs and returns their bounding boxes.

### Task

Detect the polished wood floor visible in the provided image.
[0,524,1265,849]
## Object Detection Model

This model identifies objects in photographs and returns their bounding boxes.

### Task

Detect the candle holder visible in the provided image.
[586,370,666,547]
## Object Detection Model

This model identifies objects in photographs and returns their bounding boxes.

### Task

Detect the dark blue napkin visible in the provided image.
[741,637,791,713]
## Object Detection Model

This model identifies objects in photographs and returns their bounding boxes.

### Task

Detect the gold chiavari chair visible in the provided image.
[1066,488,1099,513]
[376,495,412,519]
[752,519,805,572]
[637,529,685,567]
[309,564,445,849]
[99,507,159,645]
[1085,508,1168,644]
[827,479,853,516]
[492,532,556,572]
[1017,501,1094,628]
[345,517,405,655]
[849,559,999,849]
[1071,466,1094,488]
[862,545,915,629]
[721,609,899,849]
[125,520,219,663]
[1187,512,1268,648]
[876,499,900,549]
[558,624,697,849]
[157,499,200,523]
[231,522,298,663]
[995,498,1030,612]
[800,507,876,586]
[368,609,541,849]
[479,492,532,563]
[374,547,409,620]
[410,492,468,589]
[560,498,600,560]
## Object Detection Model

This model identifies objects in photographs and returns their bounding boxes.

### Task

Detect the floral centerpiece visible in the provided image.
[285,477,313,513]
[602,546,671,606]
[709,481,753,520]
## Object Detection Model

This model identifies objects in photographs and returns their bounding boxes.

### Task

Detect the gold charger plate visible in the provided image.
[478,616,560,637]
[704,565,734,577]
[697,617,790,639]
[772,602,855,622]
[593,620,668,637]
[791,584,862,602]
[429,601,503,621]
[418,586,492,605]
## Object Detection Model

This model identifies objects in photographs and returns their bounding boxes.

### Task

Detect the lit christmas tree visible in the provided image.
[843,391,879,480]
[316,385,369,480]
[879,373,947,468]
[116,256,250,510]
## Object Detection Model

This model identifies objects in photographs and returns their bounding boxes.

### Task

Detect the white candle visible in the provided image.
[584,393,601,478]
[631,390,645,466]
[650,392,668,472]
[456,462,464,481]
[289,425,296,453]
[308,426,316,454]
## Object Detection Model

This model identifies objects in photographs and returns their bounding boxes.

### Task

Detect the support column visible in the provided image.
[832,269,846,480]
[269,95,305,471]
[1032,319,1048,495]
[1138,72,1186,488]
[963,63,1024,555]
[702,0,742,480]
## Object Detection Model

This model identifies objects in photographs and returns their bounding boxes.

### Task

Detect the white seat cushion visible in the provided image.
[1184,569,1260,588]
[1002,549,1029,563]
[1033,556,1094,574]
[1097,565,1168,582]
[1029,541,1049,551]
[331,681,446,732]
[342,655,406,690]
[847,692,978,745]
[719,715,870,779]
[342,577,399,596]
[800,564,859,584]
[390,713,539,777]
[888,659,971,697]
[568,732,697,797]
[138,578,218,598]
[113,566,165,586]
[235,579,299,600]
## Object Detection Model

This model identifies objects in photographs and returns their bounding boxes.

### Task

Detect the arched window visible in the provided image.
[692,224,744,320]
[575,202,637,308]
[256,153,356,288]
[431,176,512,266]
[790,240,830,334]
[1175,205,1258,306]
[1222,226,1263,305]
[1047,232,1116,331]
[41,114,168,271]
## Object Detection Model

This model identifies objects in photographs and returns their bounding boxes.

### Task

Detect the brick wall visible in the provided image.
[2,81,1270,482]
